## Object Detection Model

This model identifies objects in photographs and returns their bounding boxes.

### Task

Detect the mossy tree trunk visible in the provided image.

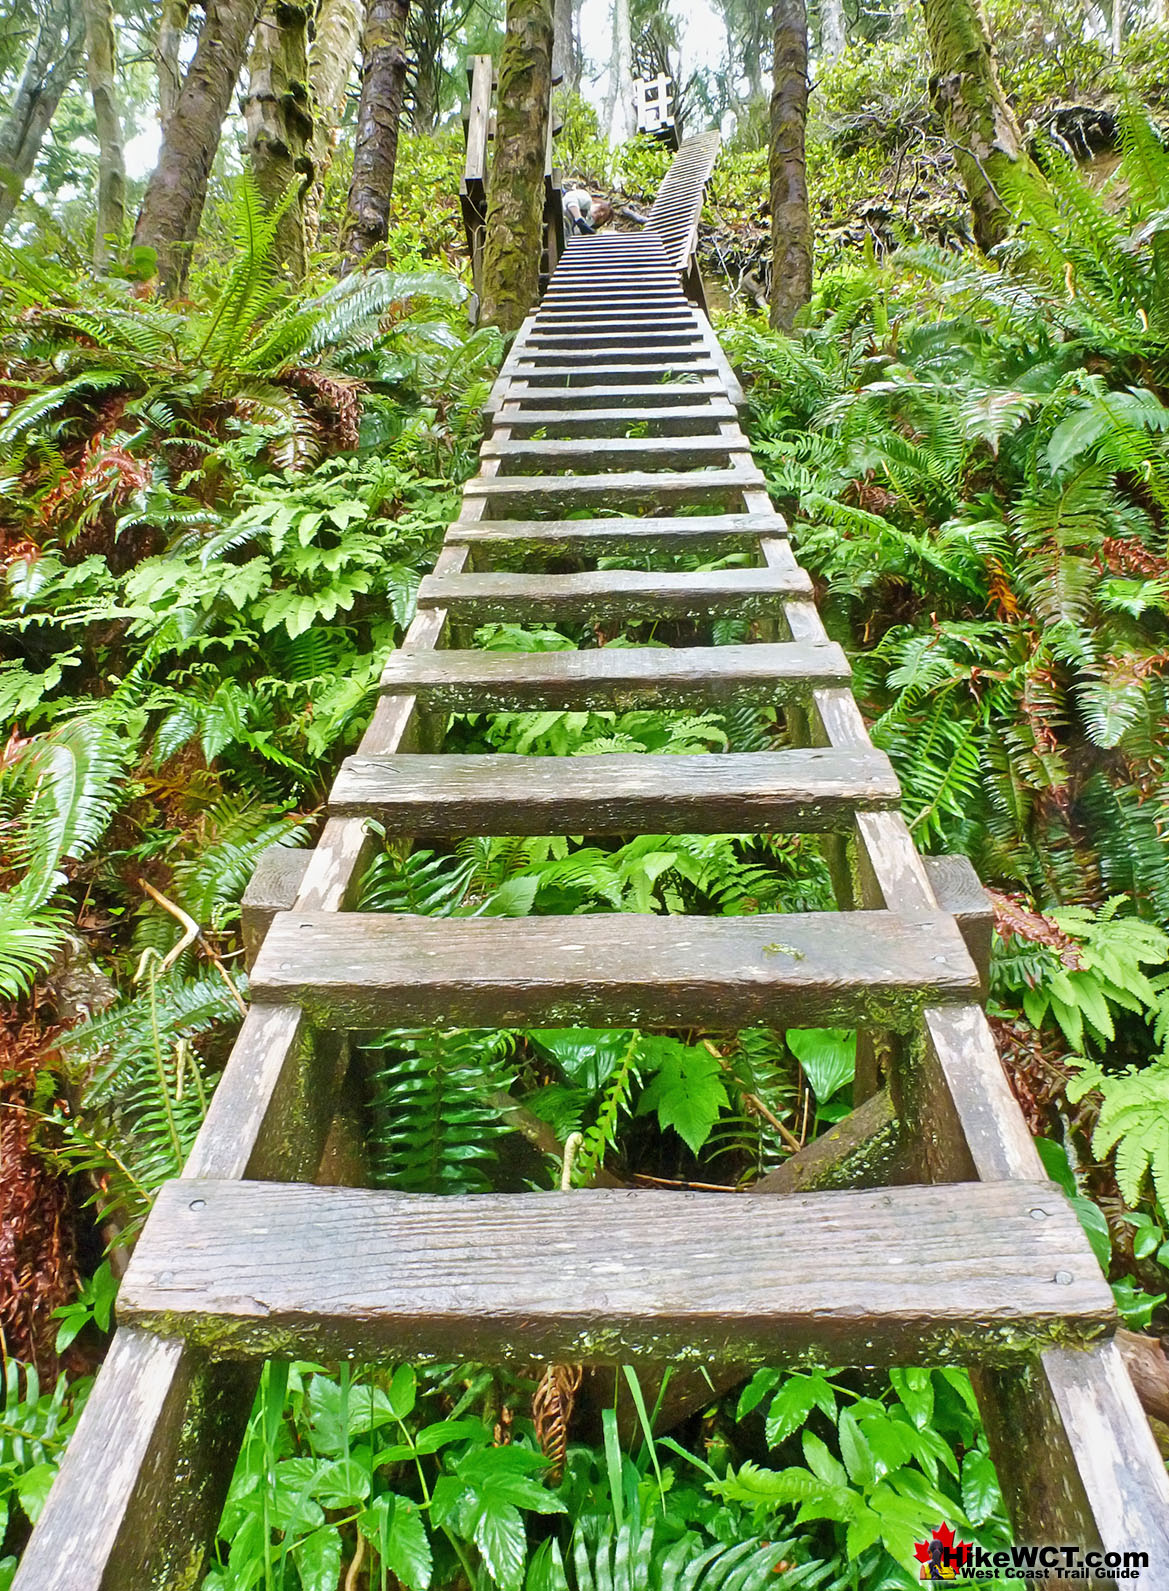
[769,0,812,332]
[921,0,1025,252]
[820,0,846,58]
[342,0,411,269]
[306,0,363,245]
[155,0,192,128]
[0,0,85,230]
[83,0,126,267]
[134,0,265,292]
[480,0,554,333]
[553,0,579,93]
[244,0,313,279]
[603,0,634,145]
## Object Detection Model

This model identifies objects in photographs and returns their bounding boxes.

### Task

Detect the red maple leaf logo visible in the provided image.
[914,1522,958,1564]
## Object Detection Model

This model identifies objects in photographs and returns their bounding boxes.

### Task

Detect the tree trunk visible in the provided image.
[155,0,192,128]
[770,0,813,331]
[553,0,578,91]
[820,0,847,58]
[0,0,85,230]
[341,0,411,268]
[244,0,313,279]
[410,44,442,133]
[480,0,553,332]
[306,0,362,244]
[921,0,1025,252]
[83,0,126,266]
[604,0,634,146]
[134,0,265,293]
[1110,0,1124,51]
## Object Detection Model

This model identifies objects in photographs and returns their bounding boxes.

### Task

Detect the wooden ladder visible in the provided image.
[18,140,1169,1590]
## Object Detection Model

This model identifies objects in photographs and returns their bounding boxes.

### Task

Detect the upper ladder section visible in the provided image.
[646,129,720,274]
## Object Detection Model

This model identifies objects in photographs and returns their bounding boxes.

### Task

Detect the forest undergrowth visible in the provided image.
[4,73,1169,1591]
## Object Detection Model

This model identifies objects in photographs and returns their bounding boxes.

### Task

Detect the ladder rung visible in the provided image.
[491,381,726,408]
[416,566,811,622]
[329,747,900,834]
[118,1180,1114,1365]
[250,907,979,1029]
[463,468,763,512]
[494,403,738,436]
[512,364,718,384]
[445,512,787,554]
[482,437,741,470]
[378,639,848,710]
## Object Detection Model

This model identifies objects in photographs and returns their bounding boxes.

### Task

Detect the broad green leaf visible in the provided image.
[836,1408,876,1488]
[1069,1195,1112,1271]
[359,1494,433,1590]
[786,1029,856,1103]
[474,1500,527,1591]
[960,1450,1002,1526]
[293,1526,342,1591]
[388,1364,417,1420]
[636,1036,728,1155]
[889,1368,933,1430]
[311,1457,371,1508]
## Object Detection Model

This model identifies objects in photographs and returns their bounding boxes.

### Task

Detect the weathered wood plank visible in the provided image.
[487,380,726,410]
[525,329,703,346]
[11,1331,254,1591]
[483,436,740,469]
[465,467,763,513]
[378,640,850,712]
[445,511,785,557]
[249,907,980,1031]
[751,1088,902,1194]
[329,747,900,834]
[516,348,713,368]
[507,363,719,385]
[118,1180,1113,1366]
[495,403,737,436]
[415,566,812,622]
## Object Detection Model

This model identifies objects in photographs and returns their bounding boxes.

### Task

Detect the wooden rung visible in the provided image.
[494,403,738,436]
[482,437,741,470]
[445,511,787,554]
[517,347,711,366]
[525,331,703,348]
[533,310,696,325]
[490,381,726,409]
[510,365,720,385]
[464,468,763,512]
[416,565,811,622]
[250,906,979,1029]
[329,747,900,834]
[118,1179,1113,1365]
[378,639,849,711]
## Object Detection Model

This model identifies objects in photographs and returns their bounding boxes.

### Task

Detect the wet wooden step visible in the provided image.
[120,1179,1113,1366]
[511,363,718,386]
[525,331,704,349]
[489,380,726,409]
[445,511,787,556]
[250,907,979,1029]
[378,639,848,711]
[493,402,738,436]
[463,467,763,513]
[416,565,811,622]
[482,436,741,471]
[329,747,900,834]
[516,346,710,366]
